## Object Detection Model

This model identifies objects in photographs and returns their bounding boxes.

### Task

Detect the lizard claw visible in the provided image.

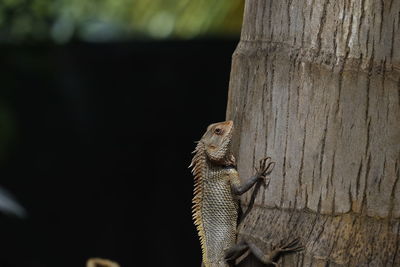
[255,157,275,184]
[245,237,303,267]
[258,238,303,266]
[276,237,304,253]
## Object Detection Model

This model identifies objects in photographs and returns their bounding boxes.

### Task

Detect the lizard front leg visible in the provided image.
[230,157,275,223]
[230,157,275,196]
[228,157,303,265]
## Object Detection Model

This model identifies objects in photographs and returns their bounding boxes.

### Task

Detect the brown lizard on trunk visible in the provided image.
[190,120,302,267]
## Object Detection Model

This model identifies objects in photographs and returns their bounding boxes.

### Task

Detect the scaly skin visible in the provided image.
[201,161,239,266]
[190,121,302,267]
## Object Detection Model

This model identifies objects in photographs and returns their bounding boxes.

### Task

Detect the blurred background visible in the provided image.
[0,0,243,266]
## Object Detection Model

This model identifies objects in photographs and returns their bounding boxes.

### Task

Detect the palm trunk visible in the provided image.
[226,0,400,266]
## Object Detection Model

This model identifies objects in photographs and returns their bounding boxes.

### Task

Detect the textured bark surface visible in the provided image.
[226,0,400,266]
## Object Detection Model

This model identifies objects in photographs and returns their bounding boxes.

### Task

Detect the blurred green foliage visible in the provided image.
[0,0,244,43]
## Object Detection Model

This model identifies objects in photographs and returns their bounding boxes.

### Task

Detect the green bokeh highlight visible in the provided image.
[0,0,244,43]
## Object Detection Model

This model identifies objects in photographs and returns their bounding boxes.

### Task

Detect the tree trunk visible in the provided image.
[226,0,400,266]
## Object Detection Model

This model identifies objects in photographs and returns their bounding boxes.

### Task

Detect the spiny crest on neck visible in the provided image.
[190,141,208,263]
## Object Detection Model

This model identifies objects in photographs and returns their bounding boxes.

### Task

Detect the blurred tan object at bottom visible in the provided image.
[86,258,120,267]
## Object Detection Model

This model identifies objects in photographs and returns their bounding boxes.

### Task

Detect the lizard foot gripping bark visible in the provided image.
[190,121,302,267]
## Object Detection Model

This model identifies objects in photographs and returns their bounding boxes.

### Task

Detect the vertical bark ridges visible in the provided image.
[227,0,400,265]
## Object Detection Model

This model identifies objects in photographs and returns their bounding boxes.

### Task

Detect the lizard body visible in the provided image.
[190,121,302,267]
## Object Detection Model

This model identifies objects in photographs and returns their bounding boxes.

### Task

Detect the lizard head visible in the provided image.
[200,120,234,163]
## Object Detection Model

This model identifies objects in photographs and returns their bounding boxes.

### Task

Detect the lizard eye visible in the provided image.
[214,128,223,135]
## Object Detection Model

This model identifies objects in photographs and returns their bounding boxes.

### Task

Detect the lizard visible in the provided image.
[190,120,302,267]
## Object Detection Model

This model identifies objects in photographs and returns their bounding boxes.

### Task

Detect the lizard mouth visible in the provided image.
[223,120,234,132]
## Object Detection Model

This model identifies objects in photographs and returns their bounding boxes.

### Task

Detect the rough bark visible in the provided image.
[226,0,400,266]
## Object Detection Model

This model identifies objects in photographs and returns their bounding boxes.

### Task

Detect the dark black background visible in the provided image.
[0,39,237,267]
